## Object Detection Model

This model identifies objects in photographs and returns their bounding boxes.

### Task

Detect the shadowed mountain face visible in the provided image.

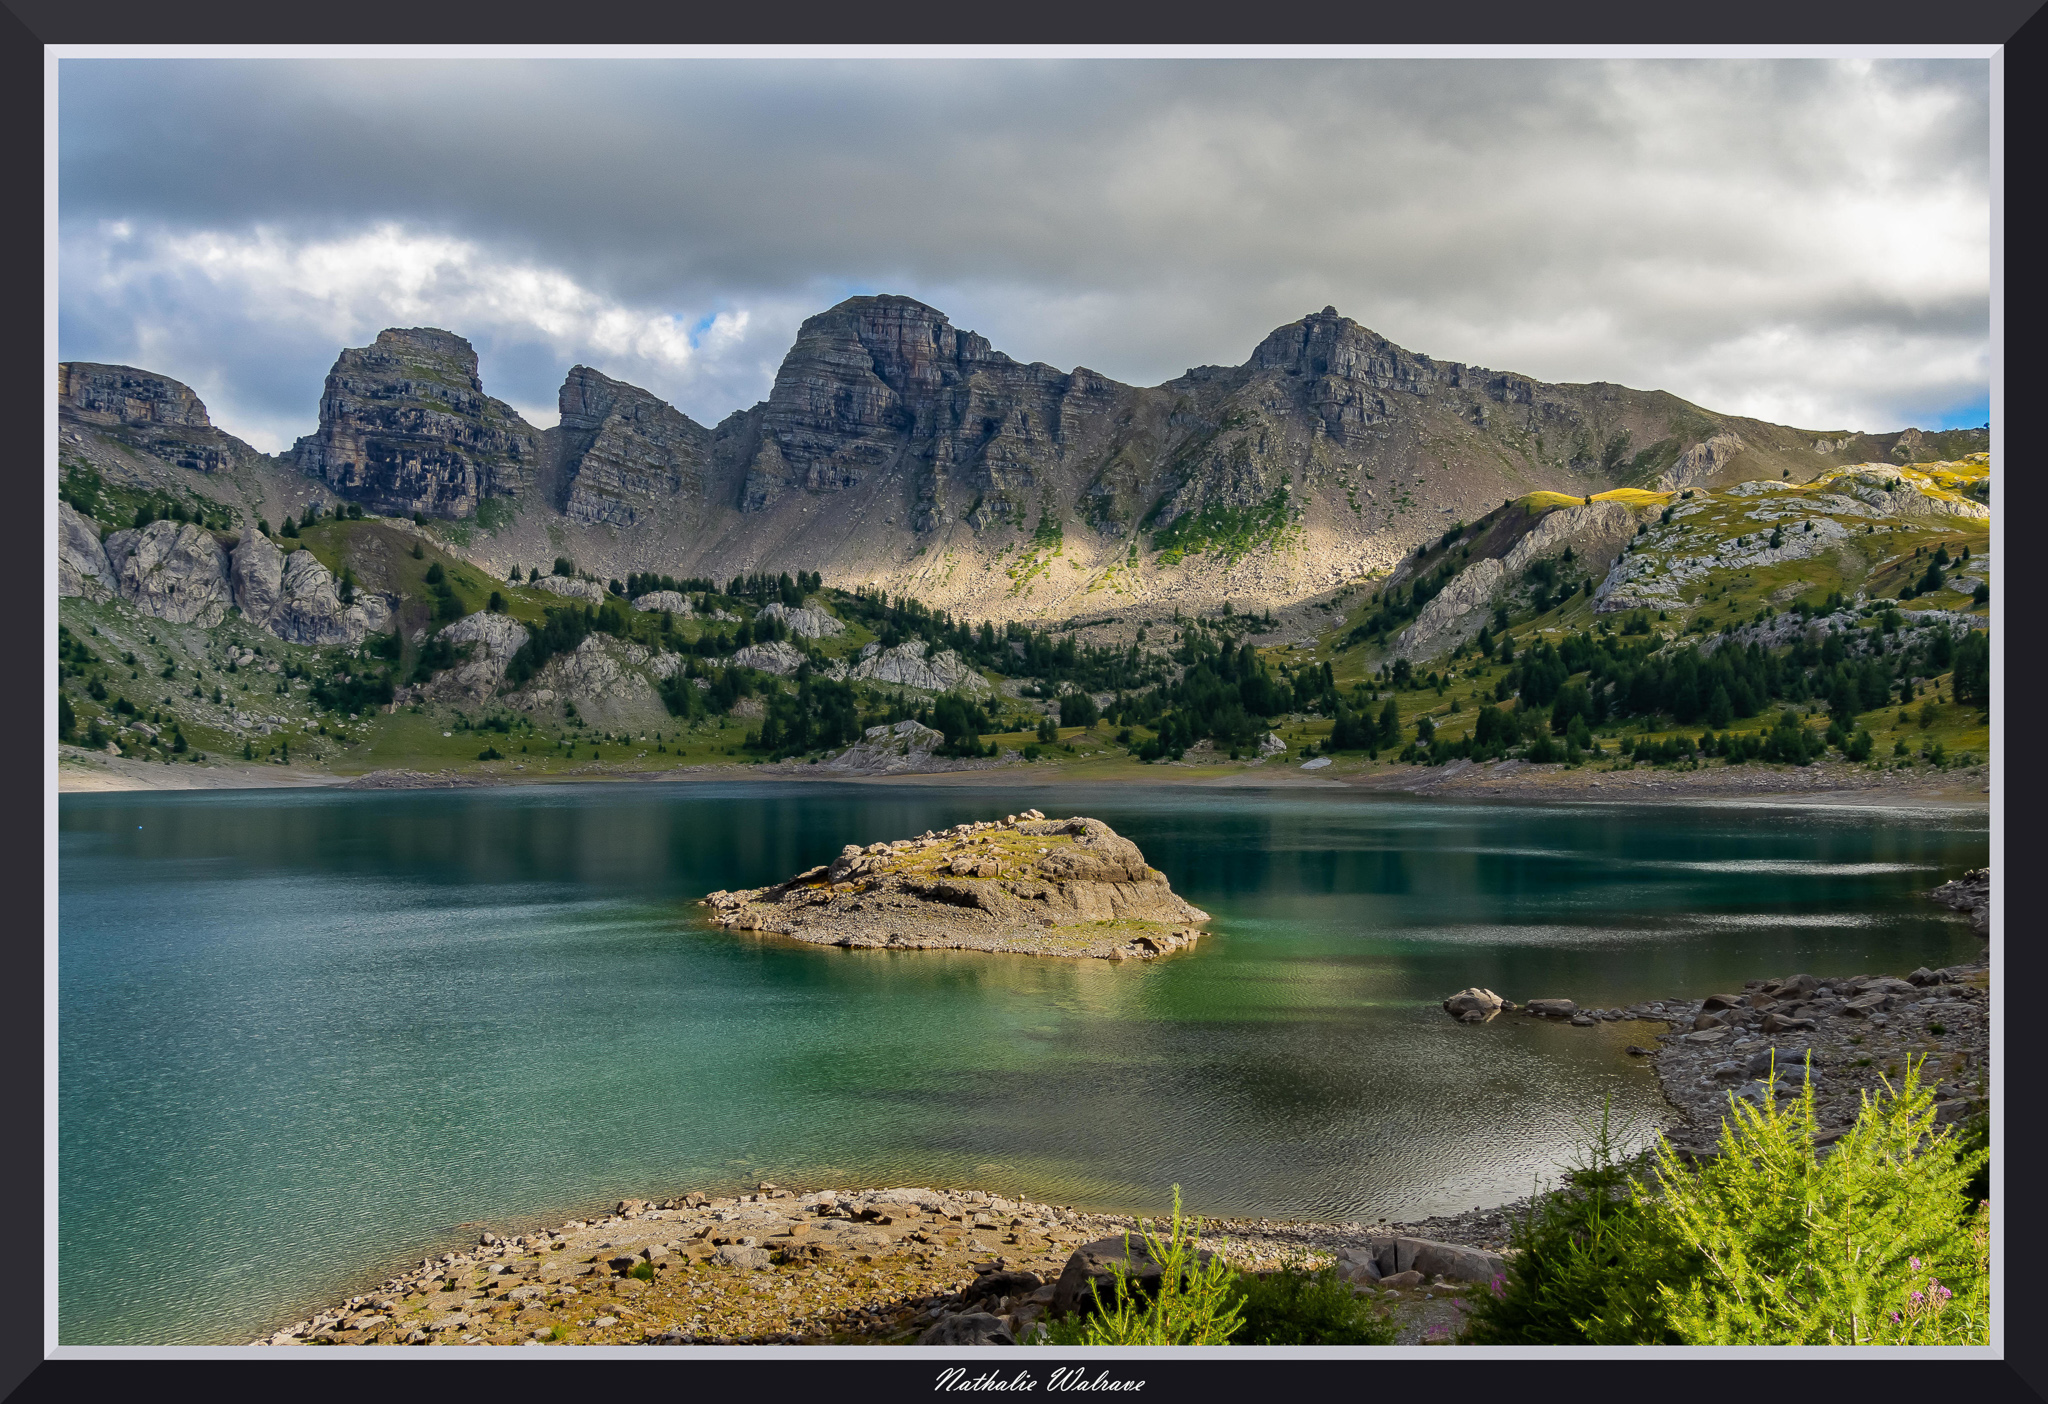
[291,327,541,521]
[59,363,266,477]
[61,298,1987,621]
[552,365,712,529]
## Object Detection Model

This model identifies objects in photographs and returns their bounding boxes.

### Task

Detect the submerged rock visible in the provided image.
[701,814,1209,960]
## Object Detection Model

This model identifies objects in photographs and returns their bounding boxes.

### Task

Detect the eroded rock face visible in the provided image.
[1394,558,1502,660]
[843,639,989,694]
[1657,432,1746,492]
[730,294,1127,531]
[510,635,658,715]
[58,501,112,599]
[414,612,532,702]
[272,548,356,647]
[532,575,608,605]
[293,327,540,520]
[60,363,211,427]
[101,520,233,625]
[555,365,712,528]
[701,813,1209,960]
[631,590,694,616]
[229,533,387,647]
[758,601,844,638]
[60,362,263,475]
[731,639,806,676]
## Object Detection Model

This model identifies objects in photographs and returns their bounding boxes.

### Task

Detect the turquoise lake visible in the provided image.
[57,782,1987,1344]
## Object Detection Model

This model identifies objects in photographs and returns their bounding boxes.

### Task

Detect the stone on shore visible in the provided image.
[1051,1234,1218,1318]
[916,1312,1014,1345]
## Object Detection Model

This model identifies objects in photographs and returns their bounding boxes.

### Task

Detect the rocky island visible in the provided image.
[701,812,1209,959]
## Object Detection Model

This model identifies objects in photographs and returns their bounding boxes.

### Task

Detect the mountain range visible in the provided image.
[59,296,1987,621]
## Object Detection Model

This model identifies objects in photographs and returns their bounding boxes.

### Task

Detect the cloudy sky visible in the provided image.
[58,56,1991,454]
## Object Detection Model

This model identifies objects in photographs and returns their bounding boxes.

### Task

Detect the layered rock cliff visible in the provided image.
[293,328,541,519]
[59,363,264,476]
[554,365,712,528]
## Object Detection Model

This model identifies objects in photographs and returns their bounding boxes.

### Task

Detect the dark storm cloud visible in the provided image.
[58,56,1990,452]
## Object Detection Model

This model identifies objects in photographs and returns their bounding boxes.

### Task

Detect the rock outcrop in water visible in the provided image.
[702,812,1208,959]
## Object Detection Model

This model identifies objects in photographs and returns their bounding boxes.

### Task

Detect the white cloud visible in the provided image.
[57,57,1989,444]
[62,221,796,451]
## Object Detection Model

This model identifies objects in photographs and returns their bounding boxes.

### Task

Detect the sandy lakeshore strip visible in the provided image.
[60,744,1990,808]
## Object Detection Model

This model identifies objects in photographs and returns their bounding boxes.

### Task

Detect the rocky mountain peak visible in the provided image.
[368,327,485,383]
[60,363,214,428]
[553,365,710,528]
[293,326,539,520]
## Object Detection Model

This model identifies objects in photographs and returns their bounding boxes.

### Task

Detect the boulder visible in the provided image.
[1378,1270,1425,1289]
[1524,998,1576,1019]
[1907,967,1939,987]
[1927,870,1990,934]
[963,1270,1043,1305]
[1443,987,1505,1023]
[822,719,952,774]
[1332,1246,1382,1283]
[1052,1235,1217,1318]
[1700,993,1745,1011]
[1761,1012,1817,1035]
[1767,974,1819,1000]
[710,1244,772,1270]
[102,520,233,625]
[1259,732,1286,756]
[58,501,112,599]
[916,1312,1014,1346]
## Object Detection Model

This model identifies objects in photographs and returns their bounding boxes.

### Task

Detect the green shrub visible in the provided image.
[1461,1104,1691,1344]
[1034,1186,1244,1345]
[1650,1056,1987,1344]
[629,1261,654,1282]
[1227,1264,1395,1344]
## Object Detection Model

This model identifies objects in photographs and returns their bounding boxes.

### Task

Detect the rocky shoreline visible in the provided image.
[250,1182,1529,1349]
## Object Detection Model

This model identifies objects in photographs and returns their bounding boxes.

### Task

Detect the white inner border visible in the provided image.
[44,41,2004,1367]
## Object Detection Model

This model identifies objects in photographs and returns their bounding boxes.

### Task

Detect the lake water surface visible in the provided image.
[57,782,1987,1343]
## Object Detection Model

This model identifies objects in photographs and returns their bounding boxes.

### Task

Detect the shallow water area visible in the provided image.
[58,781,1986,1344]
